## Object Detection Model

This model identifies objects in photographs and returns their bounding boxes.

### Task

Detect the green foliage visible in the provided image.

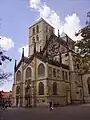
[0,47,12,84]
[75,25,90,57]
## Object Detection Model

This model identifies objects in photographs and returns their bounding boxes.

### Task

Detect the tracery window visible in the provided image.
[38,63,45,76]
[16,70,21,81]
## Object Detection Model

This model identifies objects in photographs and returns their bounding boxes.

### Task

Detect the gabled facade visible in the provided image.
[12,18,90,107]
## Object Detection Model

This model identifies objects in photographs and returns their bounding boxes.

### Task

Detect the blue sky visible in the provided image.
[0,0,90,91]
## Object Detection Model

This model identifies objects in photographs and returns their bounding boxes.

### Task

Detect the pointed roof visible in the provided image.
[29,17,54,29]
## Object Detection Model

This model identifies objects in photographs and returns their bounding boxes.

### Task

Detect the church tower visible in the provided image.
[28,18,54,57]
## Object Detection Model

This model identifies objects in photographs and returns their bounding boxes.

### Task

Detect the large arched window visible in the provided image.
[53,82,57,95]
[38,63,45,76]
[16,86,20,94]
[87,77,90,94]
[16,70,21,81]
[26,67,32,79]
[38,82,44,95]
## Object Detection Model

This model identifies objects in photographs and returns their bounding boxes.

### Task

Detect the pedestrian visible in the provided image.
[49,101,53,111]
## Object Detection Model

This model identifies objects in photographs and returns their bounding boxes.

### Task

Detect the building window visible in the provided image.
[16,70,21,81]
[65,71,68,80]
[53,82,57,95]
[53,68,56,77]
[38,82,44,95]
[33,27,35,34]
[38,63,45,76]
[36,25,39,33]
[87,77,90,94]
[57,69,60,79]
[36,35,39,41]
[26,67,32,79]
[62,71,64,80]
[32,37,35,43]
[48,66,52,78]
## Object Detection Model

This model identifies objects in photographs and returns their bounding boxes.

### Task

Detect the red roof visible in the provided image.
[0,91,12,98]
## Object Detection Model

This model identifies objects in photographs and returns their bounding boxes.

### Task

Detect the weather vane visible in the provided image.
[86,11,90,26]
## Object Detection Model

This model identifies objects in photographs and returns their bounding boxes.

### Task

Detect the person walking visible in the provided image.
[49,101,53,111]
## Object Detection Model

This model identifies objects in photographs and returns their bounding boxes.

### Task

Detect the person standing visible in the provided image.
[49,101,53,111]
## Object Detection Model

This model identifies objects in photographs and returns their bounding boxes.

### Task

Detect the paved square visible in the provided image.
[1,104,90,120]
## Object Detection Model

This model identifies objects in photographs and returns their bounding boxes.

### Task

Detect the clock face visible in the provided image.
[47,38,59,58]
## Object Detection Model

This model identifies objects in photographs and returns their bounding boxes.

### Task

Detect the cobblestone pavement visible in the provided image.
[0,104,90,120]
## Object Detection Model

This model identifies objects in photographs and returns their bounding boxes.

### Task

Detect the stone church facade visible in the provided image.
[12,18,90,107]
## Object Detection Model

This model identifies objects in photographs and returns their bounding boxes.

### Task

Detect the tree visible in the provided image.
[75,12,90,57]
[0,47,12,85]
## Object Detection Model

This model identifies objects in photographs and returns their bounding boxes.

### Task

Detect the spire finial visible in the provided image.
[22,48,24,59]
[14,60,17,71]
[86,11,90,26]
[58,30,60,37]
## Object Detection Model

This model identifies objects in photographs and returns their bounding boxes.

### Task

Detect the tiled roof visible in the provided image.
[0,91,12,98]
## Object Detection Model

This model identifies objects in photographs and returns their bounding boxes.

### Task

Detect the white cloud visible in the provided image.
[0,36,14,51]
[29,0,81,41]
[19,45,28,57]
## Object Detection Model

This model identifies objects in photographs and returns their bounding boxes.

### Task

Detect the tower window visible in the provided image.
[32,37,35,43]
[36,35,39,41]
[36,25,39,33]
[33,28,35,34]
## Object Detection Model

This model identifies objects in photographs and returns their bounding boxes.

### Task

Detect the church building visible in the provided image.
[12,18,90,107]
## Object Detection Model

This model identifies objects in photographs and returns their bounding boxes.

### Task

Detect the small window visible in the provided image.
[36,35,39,41]
[32,37,35,43]
[48,66,52,78]
[53,68,56,77]
[65,72,68,80]
[57,69,60,78]
[36,25,39,33]
[62,71,64,80]
[33,27,35,34]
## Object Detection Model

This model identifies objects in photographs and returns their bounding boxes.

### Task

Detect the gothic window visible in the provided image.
[48,66,52,78]
[62,71,64,80]
[53,68,56,77]
[16,86,20,94]
[38,82,44,95]
[36,25,39,33]
[26,67,32,79]
[53,82,57,95]
[65,71,68,80]
[33,27,35,34]
[38,63,45,76]
[87,77,90,94]
[36,35,39,41]
[16,70,21,81]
